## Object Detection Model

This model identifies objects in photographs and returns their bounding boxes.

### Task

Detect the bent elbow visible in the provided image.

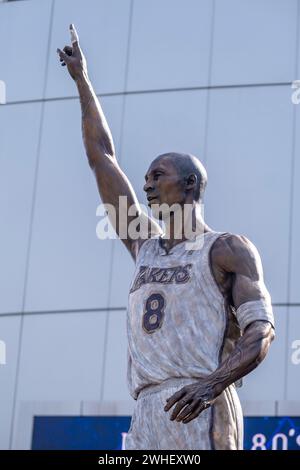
[269,327,275,344]
[254,327,275,367]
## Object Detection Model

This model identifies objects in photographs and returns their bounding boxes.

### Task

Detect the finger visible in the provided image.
[63,45,73,56]
[57,48,70,64]
[164,389,186,412]
[70,23,79,49]
[170,398,192,421]
[182,402,210,424]
[175,402,198,422]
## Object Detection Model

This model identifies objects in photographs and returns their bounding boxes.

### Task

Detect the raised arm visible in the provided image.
[57,25,161,259]
[164,234,275,423]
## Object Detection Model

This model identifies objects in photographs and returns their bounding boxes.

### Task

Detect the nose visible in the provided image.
[143,179,154,193]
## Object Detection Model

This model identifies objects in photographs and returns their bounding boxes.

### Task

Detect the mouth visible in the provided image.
[147,196,159,204]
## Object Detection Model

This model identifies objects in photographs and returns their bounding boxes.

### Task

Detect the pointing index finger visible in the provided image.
[70,23,79,45]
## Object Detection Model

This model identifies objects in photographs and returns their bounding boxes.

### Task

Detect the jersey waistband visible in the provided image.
[137,377,203,399]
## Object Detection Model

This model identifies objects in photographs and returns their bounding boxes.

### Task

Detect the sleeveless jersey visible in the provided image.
[127,231,241,400]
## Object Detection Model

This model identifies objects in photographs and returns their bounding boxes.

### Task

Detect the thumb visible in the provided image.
[57,48,70,64]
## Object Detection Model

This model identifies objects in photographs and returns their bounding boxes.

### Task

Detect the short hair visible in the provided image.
[156,152,207,201]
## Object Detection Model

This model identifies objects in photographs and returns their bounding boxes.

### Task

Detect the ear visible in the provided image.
[185,173,197,192]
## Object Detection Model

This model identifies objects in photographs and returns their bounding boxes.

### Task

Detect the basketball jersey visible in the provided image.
[127,231,241,400]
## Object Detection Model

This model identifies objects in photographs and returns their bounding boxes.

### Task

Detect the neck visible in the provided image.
[161,201,211,249]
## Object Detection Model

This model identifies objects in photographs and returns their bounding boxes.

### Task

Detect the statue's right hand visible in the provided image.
[57,24,88,81]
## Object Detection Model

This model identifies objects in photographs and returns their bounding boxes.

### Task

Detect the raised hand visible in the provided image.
[57,24,88,81]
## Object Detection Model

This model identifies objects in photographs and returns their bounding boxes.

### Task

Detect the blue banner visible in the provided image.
[32,416,300,450]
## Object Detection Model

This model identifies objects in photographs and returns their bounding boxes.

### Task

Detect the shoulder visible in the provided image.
[211,232,262,274]
[212,232,257,256]
[130,236,158,263]
[129,212,163,262]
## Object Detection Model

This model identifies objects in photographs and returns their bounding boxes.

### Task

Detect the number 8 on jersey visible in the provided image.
[143,293,165,333]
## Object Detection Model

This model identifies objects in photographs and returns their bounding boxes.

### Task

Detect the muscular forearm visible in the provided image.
[75,71,115,167]
[207,320,275,396]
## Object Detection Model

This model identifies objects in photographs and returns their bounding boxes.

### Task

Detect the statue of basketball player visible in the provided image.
[57,25,275,450]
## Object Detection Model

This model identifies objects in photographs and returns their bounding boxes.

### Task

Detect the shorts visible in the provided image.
[125,378,243,450]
